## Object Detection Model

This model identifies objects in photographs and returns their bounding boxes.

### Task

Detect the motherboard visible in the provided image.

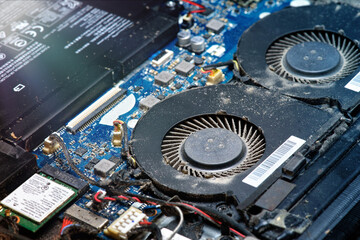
[1,0,360,239]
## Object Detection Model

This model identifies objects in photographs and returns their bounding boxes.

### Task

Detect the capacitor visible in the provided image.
[177,30,191,47]
[191,36,205,53]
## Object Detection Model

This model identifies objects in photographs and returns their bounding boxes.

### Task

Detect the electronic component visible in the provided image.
[181,14,194,29]
[157,94,166,100]
[133,86,142,92]
[177,30,192,47]
[109,156,121,163]
[85,158,101,170]
[155,71,175,86]
[194,57,204,66]
[112,121,124,147]
[203,33,211,39]
[206,19,225,33]
[152,50,174,67]
[175,61,195,76]
[39,164,89,195]
[66,87,127,133]
[207,45,226,57]
[74,147,87,157]
[0,173,77,232]
[42,136,60,155]
[104,206,147,240]
[175,83,183,89]
[206,69,225,85]
[140,95,161,110]
[193,72,203,80]
[190,36,206,53]
[94,159,116,177]
[200,8,214,16]
[184,54,193,62]
[231,0,261,7]
[65,204,108,230]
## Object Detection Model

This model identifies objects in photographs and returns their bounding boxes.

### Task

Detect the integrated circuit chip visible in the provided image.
[140,95,161,110]
[175,61,195,76]
[206,19,225,33]
[155,71,175,86]
[94,159,116,177]
[74,147,87,157]
[109,156,121,163]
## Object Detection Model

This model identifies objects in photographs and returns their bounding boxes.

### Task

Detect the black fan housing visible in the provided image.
[131,85,341,208]
[236,4,360,112]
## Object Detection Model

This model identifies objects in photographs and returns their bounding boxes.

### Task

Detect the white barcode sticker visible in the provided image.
[242,136,306,188]
[345,71,360,92]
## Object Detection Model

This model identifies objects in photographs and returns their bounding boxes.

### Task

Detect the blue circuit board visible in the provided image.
[32,0,292,239]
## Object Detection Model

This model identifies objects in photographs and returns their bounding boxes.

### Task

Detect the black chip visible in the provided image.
[109,156,121,163]
[134,86,142,92]
[194,72,203,80]
[157,94,166,100]
[195,73,203,79]
[74,147,87,157]
[85,162,95,170]
[90,158,100,164]
[200,8,214,16]
[203,33,211,39]
[184,55,193,62]
[194,57,204,66]
[175,83,182,89]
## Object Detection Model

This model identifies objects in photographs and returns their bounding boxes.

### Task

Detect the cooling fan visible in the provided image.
[131,84,341,208]
[236,4,360,112]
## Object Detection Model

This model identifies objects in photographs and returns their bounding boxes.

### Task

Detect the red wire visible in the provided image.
[60,217,74,235]
[189,9,206,14]
[104,197,116,201]
[140,219,152,225]
[201,69,212,74]
[94,192,102,203]
[117,195,130,200]
[181,0,205,9]
[132,197,141,202]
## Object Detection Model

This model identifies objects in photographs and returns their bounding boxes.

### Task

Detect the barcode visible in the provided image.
[242,136,306,188]
[345,71,360,92]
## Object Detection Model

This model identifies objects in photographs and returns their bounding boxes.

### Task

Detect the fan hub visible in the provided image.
[182,128,244,169]
[284,42,341,78]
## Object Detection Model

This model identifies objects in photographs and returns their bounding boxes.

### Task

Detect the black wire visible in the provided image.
[60,224,99,240]
[128,224,163,240]
[194,205,253,237]
[202,60,234,71]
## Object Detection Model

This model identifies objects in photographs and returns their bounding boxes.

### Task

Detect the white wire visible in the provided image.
[166,206,184,240]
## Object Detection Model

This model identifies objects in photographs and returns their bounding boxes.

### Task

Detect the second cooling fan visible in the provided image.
[236,4,360,112]
[131,84,341,208]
